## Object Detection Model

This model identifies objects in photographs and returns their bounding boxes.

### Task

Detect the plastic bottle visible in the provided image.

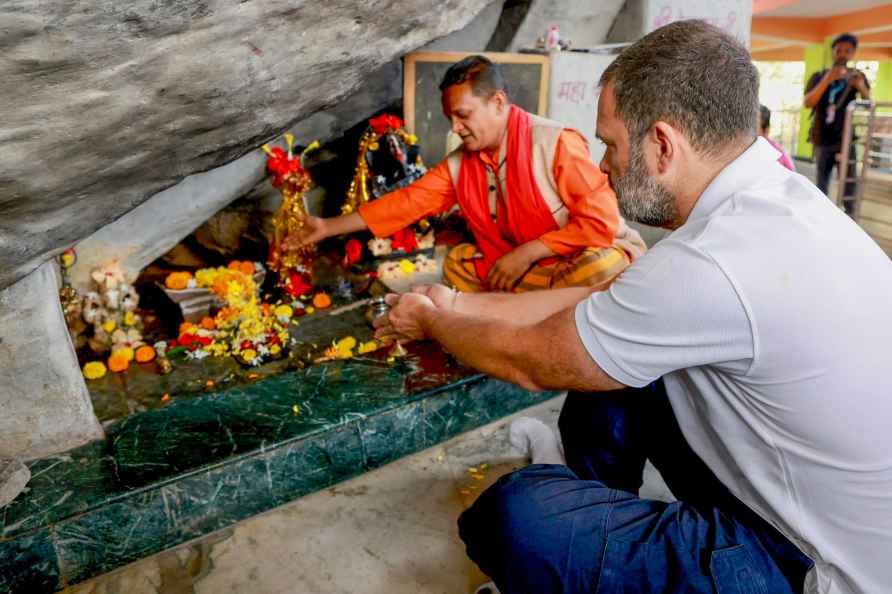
[545,25,560,51]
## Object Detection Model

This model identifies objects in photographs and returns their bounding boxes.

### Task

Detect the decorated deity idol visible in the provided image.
[262,134,319,280]
[342,114,426,215]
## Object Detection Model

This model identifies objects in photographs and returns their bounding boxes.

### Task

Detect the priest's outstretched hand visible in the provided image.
[282,216,329,250]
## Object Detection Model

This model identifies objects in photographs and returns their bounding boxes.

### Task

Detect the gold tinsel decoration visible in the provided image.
[342,128,422,215]
[263,134,319,274]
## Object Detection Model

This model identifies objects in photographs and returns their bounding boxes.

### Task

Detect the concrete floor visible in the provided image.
[62,395,671,594]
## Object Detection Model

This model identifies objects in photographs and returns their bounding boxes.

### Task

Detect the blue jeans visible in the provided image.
[815,143,857,216]
[458,382,814,593]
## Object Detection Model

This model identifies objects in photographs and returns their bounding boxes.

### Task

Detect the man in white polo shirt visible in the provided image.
[376,20,892,594]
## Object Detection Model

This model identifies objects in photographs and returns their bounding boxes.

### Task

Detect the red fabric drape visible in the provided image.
[457,106,559,279]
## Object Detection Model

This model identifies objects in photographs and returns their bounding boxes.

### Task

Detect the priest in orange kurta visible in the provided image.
[284,55,644,292]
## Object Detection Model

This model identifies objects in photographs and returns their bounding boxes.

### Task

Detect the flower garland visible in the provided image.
[187,265,291,366]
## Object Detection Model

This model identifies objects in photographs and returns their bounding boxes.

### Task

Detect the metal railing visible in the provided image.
[839,101,892,255]
[768,108,802,159]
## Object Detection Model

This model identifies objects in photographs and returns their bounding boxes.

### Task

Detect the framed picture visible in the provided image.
[403,51,550,166]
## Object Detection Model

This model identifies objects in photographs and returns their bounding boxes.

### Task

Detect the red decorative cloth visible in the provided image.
[456,105,559,279]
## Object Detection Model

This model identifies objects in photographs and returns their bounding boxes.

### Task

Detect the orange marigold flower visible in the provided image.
[200,316,216,330]
[239,261,255,276]
[135,345,156,363]
[179,322,195,335]
[108,352,130,373]
[312,293,332,309]
[164,271,192,290]
[227,260,242,271]
[213,277,230,297]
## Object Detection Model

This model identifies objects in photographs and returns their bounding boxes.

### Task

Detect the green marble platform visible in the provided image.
[0,343,554,593]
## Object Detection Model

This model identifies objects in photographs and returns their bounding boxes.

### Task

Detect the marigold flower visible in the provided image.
[135,345,156,363]
[164,271,192,290]
[337,336,357,351]
[82,361,107,380]
[398,259,416,275]
[274,304,293,321]
[312,293,332,309]
[358,340,378,354]
[107,352,130,373]
[113,347,135,362]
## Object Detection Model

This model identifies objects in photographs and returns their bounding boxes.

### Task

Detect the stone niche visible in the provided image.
[0,0,632,462]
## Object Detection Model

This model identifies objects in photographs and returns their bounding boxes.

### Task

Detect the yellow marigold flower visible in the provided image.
[112,346,135,362]
[207,343,229,357]
[82,361,107,380]
[334,336,357,359]
[398,259,416,274]
[407,134,418,145]
[336,336,357,351]
[102,319,117,333]
[358,340,378,354]
[274,304,293,320]
[242,348,258,361]
[195,268,218,288]
[270,344,282,356]
[305,306,315,315]
[123,311,136,326]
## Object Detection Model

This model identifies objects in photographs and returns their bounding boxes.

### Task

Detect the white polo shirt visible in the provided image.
[575,138,892,594]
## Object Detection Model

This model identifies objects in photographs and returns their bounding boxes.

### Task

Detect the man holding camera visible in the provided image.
[803,33,870,217]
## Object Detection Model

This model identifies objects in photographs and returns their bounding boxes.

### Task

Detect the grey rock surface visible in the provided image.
[0,459,30,508]
[0,0,495,291]
[507,0,625,51]
[63,0,506,291]
[0,262,104,459]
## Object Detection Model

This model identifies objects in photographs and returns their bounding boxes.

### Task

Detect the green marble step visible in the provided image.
[0,347,553,594]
